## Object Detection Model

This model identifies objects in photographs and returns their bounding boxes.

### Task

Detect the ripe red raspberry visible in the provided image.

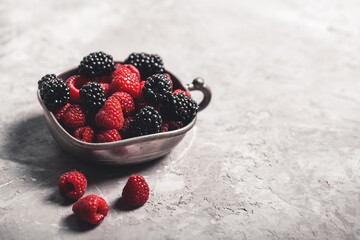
[72,195,109,225]
[65,75,89,104]
[122,175,149,207]
[63,104,86,129]
[172,89,191,98]
[109,92,135,117]
[53,103,71,123]
[58,171,87,200]
[73,126,95,143]
[109,66,140,98]
[95,98,124,130]
[136,81,146,102]
[118,116,133,139]
[96,129,121,143]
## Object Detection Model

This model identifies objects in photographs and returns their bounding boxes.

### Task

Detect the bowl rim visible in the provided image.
[37,66,197,150]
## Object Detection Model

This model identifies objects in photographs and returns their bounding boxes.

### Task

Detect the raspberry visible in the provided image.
[58,171,87,200]
[72,195,109,225]
[122,175,149,207]
[129,106,162,137]
[95,98,124,130]
[73,126,95,143]
[143,74,172,104]
[65,75,89,104]
[109,92,135,117]
[162,94,198,124]
[40,76,70,109]
[119,116,133,139]
[96,129,121,143]
[63,104,86,129]
[124,53,164,80]
[78,51,115,78]
[79,82,106,112]
[172,89,190,98]
[53,103,71,123]
[136,81,146,102]
[109,66,140,98]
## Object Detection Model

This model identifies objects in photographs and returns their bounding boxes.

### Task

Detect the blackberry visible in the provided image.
[143,74,172,104]
[129,106,162,137]
[40,77,70,109]
[38,74,58,90]
[162,94,198,124]
[124,53,164,80]
[79,82,106,112]
[78,51,115,78]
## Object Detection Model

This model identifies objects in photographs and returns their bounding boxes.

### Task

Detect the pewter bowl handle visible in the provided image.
[187,77,211,111]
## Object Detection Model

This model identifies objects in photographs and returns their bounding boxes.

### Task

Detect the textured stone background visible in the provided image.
[1,0,360,239]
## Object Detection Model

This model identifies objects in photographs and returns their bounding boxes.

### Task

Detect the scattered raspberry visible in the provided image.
[63,104,86,129]
[172,89,191,98]
[119,117,133,139]
[72,195,109,225]
[58,171,87,200]
[95,98,124,130]
[73,126,95,143]
[96,129,121,143]
[109,66,140,98]
[53,103,71,123]
[122,175,149,207]
[65,75,89,104]
[109,92,135,117]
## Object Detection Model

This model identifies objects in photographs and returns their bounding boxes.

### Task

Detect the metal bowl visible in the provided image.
[37,64,211,164]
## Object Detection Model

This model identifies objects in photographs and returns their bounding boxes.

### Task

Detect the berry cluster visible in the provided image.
[39,52,198,143]
[58,171,149,225]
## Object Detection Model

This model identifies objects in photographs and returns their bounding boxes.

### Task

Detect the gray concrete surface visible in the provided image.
[1,0,360,239]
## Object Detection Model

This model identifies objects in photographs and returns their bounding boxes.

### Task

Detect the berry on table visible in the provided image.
[72,195,109,225]
[58,171,87,200]
[78,51,115,78]
[122,175,149,207]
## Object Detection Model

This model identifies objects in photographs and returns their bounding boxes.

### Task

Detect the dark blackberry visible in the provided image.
[129,106,162,137]
[38,74,58,90]
[79,82,106,112]
[162,94,198,124]
[78,51,115,78]
[124,53,164,80]
[40,77,70,109]
[142,74,172,104]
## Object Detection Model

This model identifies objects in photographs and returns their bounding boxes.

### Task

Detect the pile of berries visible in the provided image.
[38,52,198,143]
[59,171,149,225]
